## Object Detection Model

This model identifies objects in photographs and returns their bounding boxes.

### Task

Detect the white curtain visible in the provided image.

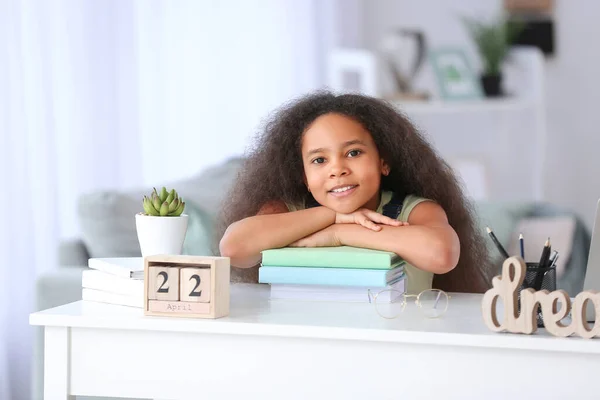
[2,1,143,398]
[1,0,330,398]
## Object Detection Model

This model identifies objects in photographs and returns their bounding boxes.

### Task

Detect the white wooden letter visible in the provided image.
[537,289,573,337]
[482,257,528,333]
[571,291,600,339]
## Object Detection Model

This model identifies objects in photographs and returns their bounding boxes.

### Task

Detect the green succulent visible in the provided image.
[142,187,185,216]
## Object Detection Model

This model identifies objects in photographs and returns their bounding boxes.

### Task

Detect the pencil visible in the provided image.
[486,226,509,259]
[519,233,525,259]
[542,240,552,269]
[533,238,551,290]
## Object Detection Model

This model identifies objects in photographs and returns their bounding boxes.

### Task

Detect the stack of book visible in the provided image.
[258,246,406,303]
[82,257,145,308]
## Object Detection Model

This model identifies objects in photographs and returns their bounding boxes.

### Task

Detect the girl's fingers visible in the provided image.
[363,211,402,226]
[360,217,381,231]
[351,209,408,229]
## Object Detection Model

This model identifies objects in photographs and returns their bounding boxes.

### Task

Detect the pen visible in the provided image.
[540,251,559,283]
[533,238,551,290]
[548,250,558,267]
[486,226,509,259]
[549,252,559,269]
[519,233,525,259]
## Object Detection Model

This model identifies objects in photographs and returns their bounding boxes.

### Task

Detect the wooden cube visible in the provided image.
[147,266,179,301]
[143,255,230,319]
[180,267,211,303]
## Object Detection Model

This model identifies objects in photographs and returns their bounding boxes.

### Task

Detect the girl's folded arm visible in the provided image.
[336,202,460,274]
[219,201,336,268]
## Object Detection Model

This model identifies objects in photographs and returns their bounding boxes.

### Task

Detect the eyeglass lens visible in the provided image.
[418,289,448,318]
[373,289,405,319]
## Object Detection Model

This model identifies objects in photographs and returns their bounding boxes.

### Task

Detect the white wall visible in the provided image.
[357,0,600,228]
[134,0,331,186]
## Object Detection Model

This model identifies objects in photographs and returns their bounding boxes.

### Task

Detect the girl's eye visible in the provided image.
[347,149,362,157]
[311,157,325,164]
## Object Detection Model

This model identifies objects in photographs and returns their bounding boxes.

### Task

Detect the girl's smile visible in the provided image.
[329,185,358,194]
[328,184,358,197]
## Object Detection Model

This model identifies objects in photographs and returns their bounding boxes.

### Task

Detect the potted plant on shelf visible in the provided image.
[462,15,523,97]
[135,187,188,257]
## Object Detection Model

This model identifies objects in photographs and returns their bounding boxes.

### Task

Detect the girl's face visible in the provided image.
[301,113,389,214]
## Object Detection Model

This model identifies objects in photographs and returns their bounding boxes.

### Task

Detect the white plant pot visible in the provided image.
[135,214,189,257]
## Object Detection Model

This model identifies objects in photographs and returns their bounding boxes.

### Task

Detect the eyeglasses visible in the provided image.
[367,288,450,319]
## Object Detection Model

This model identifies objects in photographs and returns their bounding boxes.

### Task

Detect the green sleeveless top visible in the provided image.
[286,191,434,294]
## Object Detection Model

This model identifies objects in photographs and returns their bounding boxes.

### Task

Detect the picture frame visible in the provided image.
[327,48,378,96]
[430,48,483,101]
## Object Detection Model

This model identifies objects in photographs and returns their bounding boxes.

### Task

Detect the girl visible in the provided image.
[217,91,492,293]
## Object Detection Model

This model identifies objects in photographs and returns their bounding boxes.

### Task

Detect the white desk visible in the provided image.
[31,284,600,400]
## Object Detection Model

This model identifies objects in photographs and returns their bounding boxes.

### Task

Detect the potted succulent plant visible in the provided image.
[135,187,188,257]
[462,15,523,97]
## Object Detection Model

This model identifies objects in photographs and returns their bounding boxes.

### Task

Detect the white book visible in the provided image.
[82,288,143,308]
[82,269,144,297]
[269,278,406,303]
[88,257,144,279]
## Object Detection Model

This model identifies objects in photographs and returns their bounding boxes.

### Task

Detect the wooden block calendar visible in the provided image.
[143,255,230,319]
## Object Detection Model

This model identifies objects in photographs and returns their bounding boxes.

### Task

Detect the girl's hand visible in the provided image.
[335,208,408,231]
[289,225,341,248]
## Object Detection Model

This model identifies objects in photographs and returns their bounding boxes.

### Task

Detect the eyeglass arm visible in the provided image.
[432,291,442,309]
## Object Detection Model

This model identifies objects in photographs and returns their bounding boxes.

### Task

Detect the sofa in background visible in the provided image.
[32,156,591,400]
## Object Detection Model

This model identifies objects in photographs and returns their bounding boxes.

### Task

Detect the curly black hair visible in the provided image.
[216,91,493,293]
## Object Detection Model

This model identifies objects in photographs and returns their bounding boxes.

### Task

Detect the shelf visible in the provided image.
[391,97,535,115]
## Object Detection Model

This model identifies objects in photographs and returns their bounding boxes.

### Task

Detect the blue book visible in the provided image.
[258,265,405,287]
